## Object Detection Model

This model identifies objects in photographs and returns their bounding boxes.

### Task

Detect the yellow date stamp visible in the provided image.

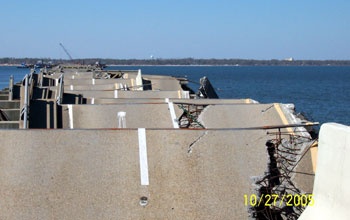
[244,194,314,207]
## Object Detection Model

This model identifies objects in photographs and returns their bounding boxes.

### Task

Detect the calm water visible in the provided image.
[1,66,349,126]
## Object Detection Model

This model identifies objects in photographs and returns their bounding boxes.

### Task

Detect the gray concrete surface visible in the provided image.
[63,79,183,91]
[142,74,177,79]
[65,90,190,99]
[143,78,183,91]
[85,98,253,104]
[199,104,283,128]
[0,100,20,109]
[60,103,296,129]
[0,129,270,219]
[0,109,19,121]
[0,94,9,100]
[299,123,350,220]
[0,121,19,128]
[64,79,131,86]
[64,84,119,91]
[61,104,183,129]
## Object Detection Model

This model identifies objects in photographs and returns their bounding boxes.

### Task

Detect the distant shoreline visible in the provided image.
[2,57,350,66]
[0,64,19,66]
[2,58,350,67]
[2,63,350,67]
[106,64,350,67]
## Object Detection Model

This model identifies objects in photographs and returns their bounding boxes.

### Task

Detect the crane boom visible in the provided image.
[59,43,73,60]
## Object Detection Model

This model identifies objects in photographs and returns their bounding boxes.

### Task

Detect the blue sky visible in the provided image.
[0,0,349,59]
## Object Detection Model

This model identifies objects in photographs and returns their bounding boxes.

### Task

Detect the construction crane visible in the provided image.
[59,43,73,60]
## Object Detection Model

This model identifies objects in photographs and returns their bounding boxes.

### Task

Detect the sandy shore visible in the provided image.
[0,64,19,66]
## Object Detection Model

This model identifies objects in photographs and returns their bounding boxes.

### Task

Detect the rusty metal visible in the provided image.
[250,127,318,219]
[177,104,206,128]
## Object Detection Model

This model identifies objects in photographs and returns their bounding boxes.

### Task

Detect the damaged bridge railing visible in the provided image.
[178,104,206,128]
[56,74,64,105]
[248,123,318,220]
[20,73,32,129]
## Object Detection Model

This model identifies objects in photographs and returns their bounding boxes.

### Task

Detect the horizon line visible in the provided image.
[2,57,350,61]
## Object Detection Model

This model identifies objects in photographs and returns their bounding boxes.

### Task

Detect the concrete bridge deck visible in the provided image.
[62,79,183,91]
[0,129,270,219]
[0,65,317,219]
[84,98,255,104]
[64,90,190,99]
[60,103,288,129]
[61,103,182,129]
[64,78,131,85]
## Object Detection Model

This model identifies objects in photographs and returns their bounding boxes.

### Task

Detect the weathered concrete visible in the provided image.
[85,98,255,105]
[0,94,9,100]
[199,104,283,128]
[277,103,315,194]
[0,100,20,109]
[142,74,177,80]
[65,90,190,99]
[299,123,350,220]
[0,109,19,121]
[60,103,299,129]
[199,103,315,195]
[64,79,131,86]
[61,104,183,129]
[64,84,119,91]
[63,79,183,91]
[144,78,183,91]
[0,129,269,219]
[0,121,19,128]
[60,72,94,79]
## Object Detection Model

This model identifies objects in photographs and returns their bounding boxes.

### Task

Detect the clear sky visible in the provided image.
[0,0,349,59]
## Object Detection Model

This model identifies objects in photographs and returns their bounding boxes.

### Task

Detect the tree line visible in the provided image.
[1,57,350,66]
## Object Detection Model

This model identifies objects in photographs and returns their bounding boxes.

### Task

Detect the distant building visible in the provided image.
[284,57,294,61]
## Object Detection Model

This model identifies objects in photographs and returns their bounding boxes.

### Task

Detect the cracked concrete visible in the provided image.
[197,105,209,128]
[187,131,208,155]
[250,134,315,219]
